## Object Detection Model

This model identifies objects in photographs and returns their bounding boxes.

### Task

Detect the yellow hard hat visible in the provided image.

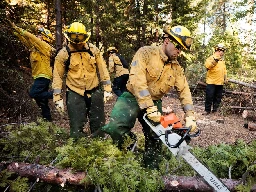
[163,25,193,50]
[38,27,53,43]
[214,43,226,51]
[64,22,90,44]
[107,46,118,53]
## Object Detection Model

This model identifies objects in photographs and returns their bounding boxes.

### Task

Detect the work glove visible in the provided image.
[185,116,197,133]
[104,91,113,103]
[55,99,64,114]
[146,106,161,122]
[213,52,222,62]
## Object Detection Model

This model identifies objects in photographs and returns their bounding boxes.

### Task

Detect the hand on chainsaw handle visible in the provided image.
[104,91,113,103]
[185,116,197,133]
[55,99,64,114]
[146,106,161,122]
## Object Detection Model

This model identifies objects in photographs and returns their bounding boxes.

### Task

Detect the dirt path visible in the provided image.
[52,93,256,148]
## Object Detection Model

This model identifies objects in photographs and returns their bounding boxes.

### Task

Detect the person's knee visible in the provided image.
[101,123,121,137]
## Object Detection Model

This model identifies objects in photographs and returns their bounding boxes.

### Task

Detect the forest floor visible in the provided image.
[51,91,256,148]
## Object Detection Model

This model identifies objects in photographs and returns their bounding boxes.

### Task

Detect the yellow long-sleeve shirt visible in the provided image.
[126,45,193,113]
[13,26,55,80]
[108,54,129,78]
[52,43,111,100]
[205,55,227,85]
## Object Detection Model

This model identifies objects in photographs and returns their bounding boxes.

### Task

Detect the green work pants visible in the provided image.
[66,88,105,139]
[101,92,163,169]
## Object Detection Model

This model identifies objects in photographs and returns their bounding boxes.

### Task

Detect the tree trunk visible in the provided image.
[55,0,62,52]
[5,162,86,186]
[196,81,256,96]
[228,79,256,89]
[3,162,256,191]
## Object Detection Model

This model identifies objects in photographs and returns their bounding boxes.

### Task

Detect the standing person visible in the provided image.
[101,25,197,169]
[52,22,112,140]
[203,43,227,115]
[107,47,129,96]
[7,20,55,121]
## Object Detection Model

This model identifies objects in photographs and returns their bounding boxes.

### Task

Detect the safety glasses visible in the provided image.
[70,33,88,42]
[216,48,225,52]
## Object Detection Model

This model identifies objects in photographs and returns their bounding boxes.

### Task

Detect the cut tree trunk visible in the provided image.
[3,162,256,191]
[242,110,256,120]
[228,79,256,89]
[248,122,256,131]
[5,162,86,186]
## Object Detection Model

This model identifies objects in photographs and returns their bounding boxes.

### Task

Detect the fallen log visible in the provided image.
[196,81,256,96]
[228,79,256,89]
[163,175,243,192]
[5,162,86,187]
[230,106,255,110]
[2,162,256,191]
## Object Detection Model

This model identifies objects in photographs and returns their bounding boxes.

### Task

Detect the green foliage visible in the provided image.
[192,140,256,180]
[56,137,164,192]
[10,176,29,192]
[0,119,69,164]
[0,170,29,192]
[160,147,195,177]
[1,122,256,191]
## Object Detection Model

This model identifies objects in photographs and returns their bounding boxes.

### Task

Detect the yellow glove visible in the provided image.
[213,52,222,61]
[55,99,64,114]
[104,91,113,103]
[146,106,161,122]
[185,116,197,132]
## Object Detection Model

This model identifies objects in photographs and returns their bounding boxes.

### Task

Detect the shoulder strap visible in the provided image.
[64,45,94,72]
[64,46,71,72]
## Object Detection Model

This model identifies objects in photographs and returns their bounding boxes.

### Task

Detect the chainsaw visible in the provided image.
[143,113,230,192]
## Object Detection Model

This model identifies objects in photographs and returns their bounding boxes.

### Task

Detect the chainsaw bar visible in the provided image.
[143,114,230,192]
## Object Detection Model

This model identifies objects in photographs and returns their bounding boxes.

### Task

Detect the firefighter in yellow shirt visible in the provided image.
[203,43,227,115]
[107,47,129,96]
[102,25,197,169]
[7,20,55,121]
[52,22,112,139]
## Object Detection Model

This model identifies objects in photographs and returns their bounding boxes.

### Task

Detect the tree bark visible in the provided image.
[196,81,256,96]
[3,162,256,191]
[230,106,255,110]
[55,0,62,52]
[228,79,256,89]
[6,162,86,186]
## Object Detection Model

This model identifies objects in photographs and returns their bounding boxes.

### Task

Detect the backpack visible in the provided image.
[64,45,94,72]
[116,54,129,69]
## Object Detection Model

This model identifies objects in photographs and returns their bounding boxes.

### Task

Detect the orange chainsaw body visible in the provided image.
[160,113,182,129]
